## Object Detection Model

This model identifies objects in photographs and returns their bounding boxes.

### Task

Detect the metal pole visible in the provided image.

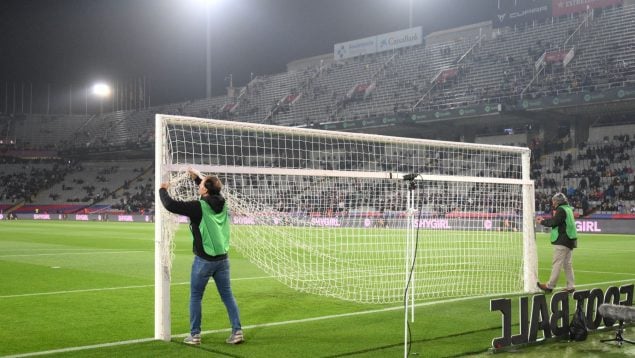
[404,186,410,358]
[143,76,147,109]
[206,8,212,98]
[411,192,415,323]
[148,77,151,108]
[404,182,415,358]
[21,82,25,114]
[46,84,50,115]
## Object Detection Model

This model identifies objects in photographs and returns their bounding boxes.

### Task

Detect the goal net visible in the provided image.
[154,114,537,340]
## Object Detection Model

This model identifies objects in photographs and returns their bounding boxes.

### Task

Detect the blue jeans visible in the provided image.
[190,255,241,335]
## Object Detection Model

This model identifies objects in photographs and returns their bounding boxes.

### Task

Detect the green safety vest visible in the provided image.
[550,204,578,243]
[196,199,230,256]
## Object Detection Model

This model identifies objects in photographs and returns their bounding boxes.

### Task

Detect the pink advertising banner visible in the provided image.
[552,0,623,17]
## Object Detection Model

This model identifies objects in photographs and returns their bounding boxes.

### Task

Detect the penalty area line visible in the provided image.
[0,276,272,299]
[0,250,148,258]
[538,267,635,277]
[2,338,156,358]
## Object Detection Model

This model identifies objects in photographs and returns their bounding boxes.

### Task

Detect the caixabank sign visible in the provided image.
[489,283,633,349]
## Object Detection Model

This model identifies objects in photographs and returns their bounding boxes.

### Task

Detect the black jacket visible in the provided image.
[159,178,227,261]
[540,204,577,250]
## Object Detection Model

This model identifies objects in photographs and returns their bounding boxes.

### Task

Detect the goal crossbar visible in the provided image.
[165,164,532,185]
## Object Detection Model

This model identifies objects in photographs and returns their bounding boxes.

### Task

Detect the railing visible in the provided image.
[520,65,545,98]
[411,83,438,110]
[330,52,398,121]
[563,9,592,49]
[412,36,482,111]
[457,34,484,65]
[522,11,593,98]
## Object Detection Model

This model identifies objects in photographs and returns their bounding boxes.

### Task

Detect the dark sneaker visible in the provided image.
[226,330,244,344]
[183,334,201,345]
[537,282,553,293]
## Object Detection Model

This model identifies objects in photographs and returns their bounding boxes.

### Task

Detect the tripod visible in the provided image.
[600,321,634,347]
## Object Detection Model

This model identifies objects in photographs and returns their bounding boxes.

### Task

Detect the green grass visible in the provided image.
[0,221,633,357]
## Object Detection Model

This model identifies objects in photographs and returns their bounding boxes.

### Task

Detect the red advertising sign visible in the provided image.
[552,0,623,17]
[544,50,568,63]
[436,68,459,84]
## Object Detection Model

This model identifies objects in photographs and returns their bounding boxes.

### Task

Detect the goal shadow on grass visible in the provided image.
[323,326,498,357]
[178,342,246,358]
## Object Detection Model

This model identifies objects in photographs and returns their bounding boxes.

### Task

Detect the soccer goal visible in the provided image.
[154,114,537,341]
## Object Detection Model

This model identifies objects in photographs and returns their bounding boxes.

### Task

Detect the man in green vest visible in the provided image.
[159,168,243,345]
[536,192,578,294]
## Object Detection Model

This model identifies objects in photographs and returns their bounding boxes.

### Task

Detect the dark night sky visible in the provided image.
[0,0,496,107]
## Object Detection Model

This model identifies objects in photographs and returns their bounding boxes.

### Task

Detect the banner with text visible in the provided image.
[552,0,623,17]
[519,86,635,110]
[334,27,422,60]
[9,214,635,234]
[376,27,423,53]
[493,0,552,28]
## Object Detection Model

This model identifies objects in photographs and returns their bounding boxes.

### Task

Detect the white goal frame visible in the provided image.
[154,114,537,341]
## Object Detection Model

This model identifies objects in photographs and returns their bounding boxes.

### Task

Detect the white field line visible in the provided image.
[579,248,635,252]
[4,278,634,358]
[0,250,148,258]
[0,249,194,255]
[538,267,635,276]
[1,338,157,358]
[1,249,96,252]
[0,276,271,299]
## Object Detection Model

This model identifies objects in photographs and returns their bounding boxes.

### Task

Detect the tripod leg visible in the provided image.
[600,322,635,345]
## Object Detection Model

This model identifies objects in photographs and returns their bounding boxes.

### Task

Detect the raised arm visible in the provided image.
[159,182,200,217]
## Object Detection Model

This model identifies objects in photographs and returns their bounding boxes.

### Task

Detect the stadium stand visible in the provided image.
[533,125,635,215]
[2,2,635,217]
[11,114,90,149]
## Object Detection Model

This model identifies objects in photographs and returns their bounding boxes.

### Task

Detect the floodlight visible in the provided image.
[198,0,220,6]
[92,83,111,97]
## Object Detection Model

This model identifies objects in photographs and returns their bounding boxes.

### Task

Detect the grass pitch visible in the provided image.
[0,220,633,357]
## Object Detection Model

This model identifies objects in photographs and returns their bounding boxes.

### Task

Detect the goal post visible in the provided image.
[154,113,170,341]
[154,114,537,340]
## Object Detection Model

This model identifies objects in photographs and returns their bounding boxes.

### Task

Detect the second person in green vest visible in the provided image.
[536,192,578,294]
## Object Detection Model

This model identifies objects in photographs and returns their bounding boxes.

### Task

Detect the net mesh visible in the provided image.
[158,115,532,304]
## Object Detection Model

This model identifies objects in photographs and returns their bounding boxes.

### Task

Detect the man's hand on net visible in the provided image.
[188,167,202,180]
